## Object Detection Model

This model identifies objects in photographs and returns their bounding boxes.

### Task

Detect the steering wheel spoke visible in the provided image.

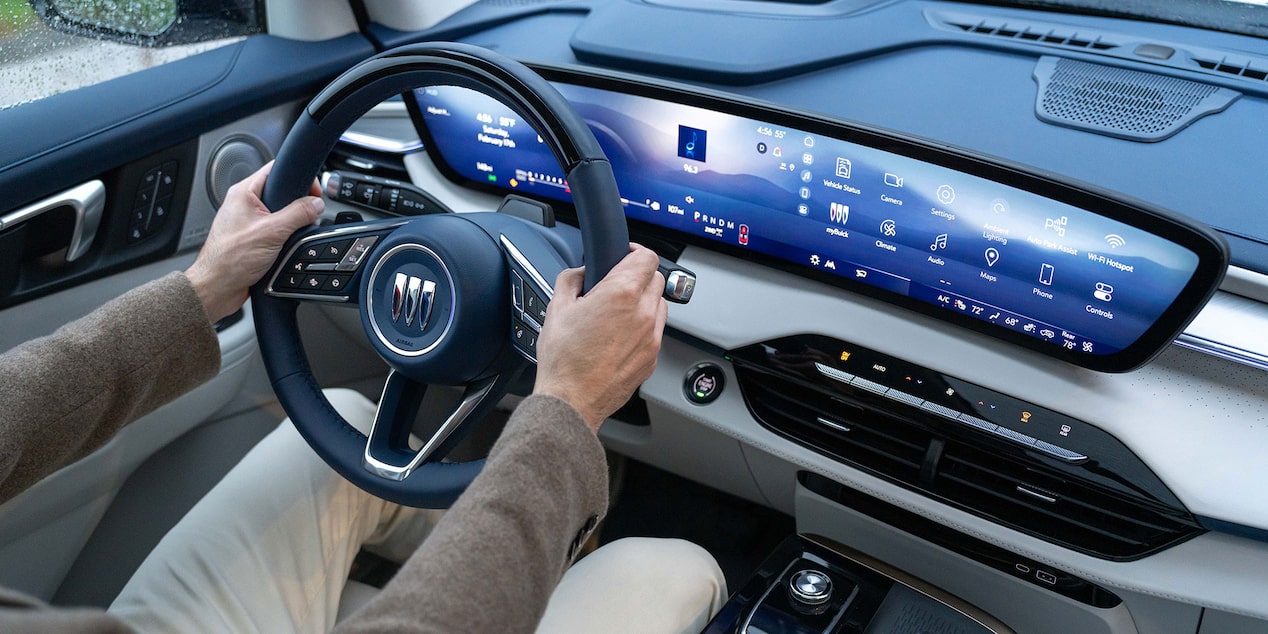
[363,371,502,481]
[265,219,406,304]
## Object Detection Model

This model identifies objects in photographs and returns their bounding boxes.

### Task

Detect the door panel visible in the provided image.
[0,30,376,600]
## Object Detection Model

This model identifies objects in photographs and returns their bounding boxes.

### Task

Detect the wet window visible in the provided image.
[0,0,260,110]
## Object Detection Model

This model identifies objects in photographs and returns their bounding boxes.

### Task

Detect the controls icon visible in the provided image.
[835,157,852,178]
[855,269,867,279]
[880,219,897,237]
[984,247,1000,267]
[987,311,1001,321]
[1040,328,1055,339]
[1082,341,1094,353]
[802,152,814,166]
[1094,282,1114,302]
[824,260,836,270]
[936,184,956,205]
[810,254,821,266]
[884,173,904,187]
[1023,323,1037,333]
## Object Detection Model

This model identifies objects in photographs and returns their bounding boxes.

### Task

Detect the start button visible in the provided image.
[684,363,725,404]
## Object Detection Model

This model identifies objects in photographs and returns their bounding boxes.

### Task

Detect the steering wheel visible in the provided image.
[249,43,629,508]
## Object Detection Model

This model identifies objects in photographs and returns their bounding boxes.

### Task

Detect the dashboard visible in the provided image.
[369,2,1268,631]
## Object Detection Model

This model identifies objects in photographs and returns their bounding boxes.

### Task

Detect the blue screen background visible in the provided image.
[415,84,1198,355]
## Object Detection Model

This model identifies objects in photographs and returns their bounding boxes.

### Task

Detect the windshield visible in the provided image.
[973,0,1268,39]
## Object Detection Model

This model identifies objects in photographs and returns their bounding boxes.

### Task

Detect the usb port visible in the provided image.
[1036,570,1058,585]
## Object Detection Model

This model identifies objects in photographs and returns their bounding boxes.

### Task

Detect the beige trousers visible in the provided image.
[108,389,726,633]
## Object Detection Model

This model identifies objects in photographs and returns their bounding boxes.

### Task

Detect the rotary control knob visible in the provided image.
[789,569,833,606]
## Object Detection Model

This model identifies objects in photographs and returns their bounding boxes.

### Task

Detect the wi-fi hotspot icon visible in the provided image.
[1104,234,1126,249]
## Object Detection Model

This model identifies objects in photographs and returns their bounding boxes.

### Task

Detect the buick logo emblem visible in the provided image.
[392,272,436,331]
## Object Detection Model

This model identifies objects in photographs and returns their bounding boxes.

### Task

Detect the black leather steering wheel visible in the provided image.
[249,43,629,508]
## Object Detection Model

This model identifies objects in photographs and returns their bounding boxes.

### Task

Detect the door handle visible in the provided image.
[0,180,105,262]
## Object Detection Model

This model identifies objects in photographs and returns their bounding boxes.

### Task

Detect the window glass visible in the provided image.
[0,0,258,110]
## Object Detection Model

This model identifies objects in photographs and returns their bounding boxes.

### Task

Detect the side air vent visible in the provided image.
[1033,56,1240,142]
[1194,56,1268,82]
[934,12,1118,51]
[730,335,1204,561]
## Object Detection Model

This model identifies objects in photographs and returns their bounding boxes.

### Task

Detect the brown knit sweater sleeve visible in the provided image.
[0,272,220,504]
[336,393,609,633]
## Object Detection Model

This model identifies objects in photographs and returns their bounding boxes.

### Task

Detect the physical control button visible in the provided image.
[397,190,429,214]
[512,319,539,358]
[298,243,324,261]
[301,274,328,291]
[511,272,525,310]
[523,287,549,324]
[127,224,144,243]
[317,238,353,262]
[684,363,725,404]
[156,161,177,196]
[788,570,833,606]
[336,236,379,272]
[322,275,351,293]
[130,206,148,225]
[354,183,380,208]
[149,197,171,229]
[276,272,303,289]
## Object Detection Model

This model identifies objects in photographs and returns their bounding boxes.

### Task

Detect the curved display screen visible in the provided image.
[410,71,1225,371]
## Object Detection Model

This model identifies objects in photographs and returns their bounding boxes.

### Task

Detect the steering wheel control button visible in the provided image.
[789,569,833,606]
[277,273,302,289]
[684,363,725,404]
[322,275,351,292]
[511,271,525,310]
[523,287,549,324]
[336,236,380,271]
[302,274,328,291]
[512,318,539,359]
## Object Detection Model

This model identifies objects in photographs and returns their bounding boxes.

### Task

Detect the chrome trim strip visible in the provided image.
[0,180,105,262]
[499,234,555,299]
[362,374,497,481]
[419,279,436,330]
[339,130,424,154]
[392,273,407,322]
[816,416,852,433]
[404,276,422,326]
[1173,334,1268,372]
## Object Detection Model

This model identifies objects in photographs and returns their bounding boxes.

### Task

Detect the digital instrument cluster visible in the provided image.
[411,71,1225,371]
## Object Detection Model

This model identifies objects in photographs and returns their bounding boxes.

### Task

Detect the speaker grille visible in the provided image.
[207,136,271,208]
[1033,56,1240,142]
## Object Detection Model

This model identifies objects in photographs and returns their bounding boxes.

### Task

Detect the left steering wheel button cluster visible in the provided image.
[272,234,380,298]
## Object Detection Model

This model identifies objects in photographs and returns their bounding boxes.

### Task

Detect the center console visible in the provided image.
[704,535,1012,634]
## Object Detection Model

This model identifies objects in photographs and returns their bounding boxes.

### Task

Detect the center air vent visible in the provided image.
[1033,56,1240,142]
[729,335,1203,561]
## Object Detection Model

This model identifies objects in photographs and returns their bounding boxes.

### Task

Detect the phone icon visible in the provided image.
[1039,263,1055,286]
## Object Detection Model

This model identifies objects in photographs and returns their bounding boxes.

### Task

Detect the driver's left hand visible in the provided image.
[184,162,323,323]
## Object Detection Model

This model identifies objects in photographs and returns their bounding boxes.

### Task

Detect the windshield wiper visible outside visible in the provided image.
[974,0,1268,40]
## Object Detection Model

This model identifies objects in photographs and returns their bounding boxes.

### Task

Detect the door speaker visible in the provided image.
[207,135,272,208]
[1033,56,1240,142]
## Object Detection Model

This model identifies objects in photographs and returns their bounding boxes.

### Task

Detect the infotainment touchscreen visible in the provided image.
[410,71,1225,371]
